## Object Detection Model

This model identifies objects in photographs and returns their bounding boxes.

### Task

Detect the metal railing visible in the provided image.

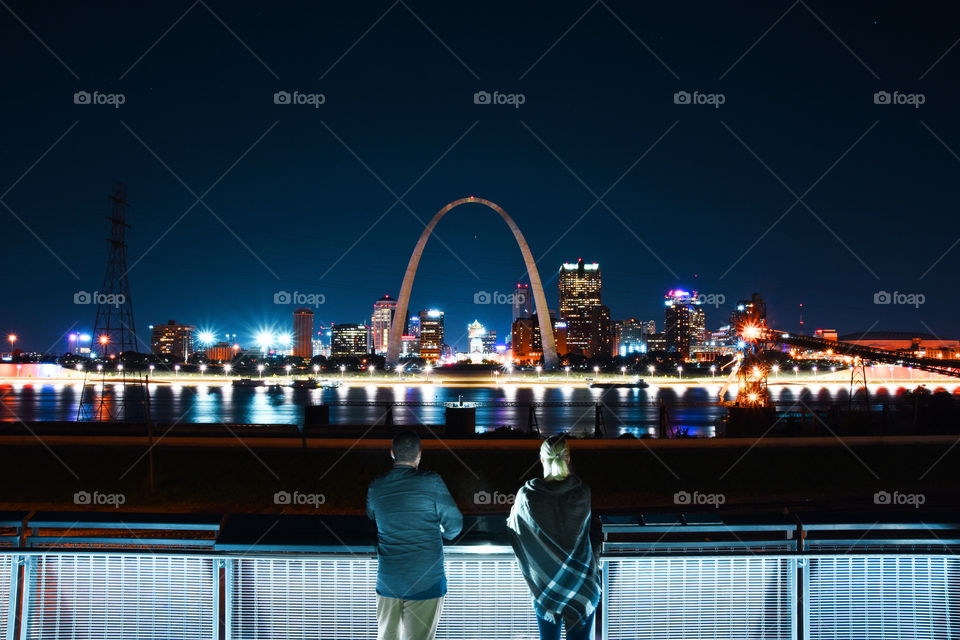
[0,514,958,639]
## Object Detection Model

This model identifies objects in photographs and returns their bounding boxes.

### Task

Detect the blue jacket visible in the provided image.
[366,465,464,600]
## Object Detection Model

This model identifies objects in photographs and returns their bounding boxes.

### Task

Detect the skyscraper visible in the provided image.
[331,324,369,358]
[293,308,314,358]
[512,283,531,323]
[371,294,397,355]
[418,309,444,364]
[614,318,647,356]
[558,259,608,357]
[150,320,195,362]
[664,289,706,360]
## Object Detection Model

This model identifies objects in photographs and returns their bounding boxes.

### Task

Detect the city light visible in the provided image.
[197,330,215,346]
[255,331,274,354]
[99,335,109,345]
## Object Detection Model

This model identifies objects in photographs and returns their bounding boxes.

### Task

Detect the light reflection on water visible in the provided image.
[1,382,955,437]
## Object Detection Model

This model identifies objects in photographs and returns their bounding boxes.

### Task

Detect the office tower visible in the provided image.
[614,318,647,356]
[512,313,563,365]
[664,289,706,360]
[730,293,767,329]
[418,309,444,363]
[407,314,421,338]
[558,259,607,357]
[150,321,196,362]
[512,283,531,323]
[371,295,397,355]
[331,324,369,358]
[293,308,314,358]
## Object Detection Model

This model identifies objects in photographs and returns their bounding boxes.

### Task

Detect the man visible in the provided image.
[367,430,463,640]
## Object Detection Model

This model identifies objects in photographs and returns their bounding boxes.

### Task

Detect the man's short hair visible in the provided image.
[392,430,421,463]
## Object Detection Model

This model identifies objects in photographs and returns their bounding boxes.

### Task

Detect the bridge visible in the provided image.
[1,511,958,639]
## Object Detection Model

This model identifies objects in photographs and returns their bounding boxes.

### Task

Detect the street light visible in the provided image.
[340,364,346,380]
[200,364,207,376]
[620,365,627,381]
[677,365,683,379]
[593,365,600,379]
[285,364,292,377]
[812,365,818,376]
[710,364,716,378]
[793,365,799,377]
[223,364,231,376]
[148,364,155,375]
[369,365,375,378]
[257,364,264,378]
[536,365,542,380]
[7,334,16,353]
[174,364,180,377]
[312,364,319,377]
[97,364,103,374]
[772,364,779,378]
[565,366,570,379]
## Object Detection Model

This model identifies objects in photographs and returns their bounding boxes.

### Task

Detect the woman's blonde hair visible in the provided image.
[540,435,571,480]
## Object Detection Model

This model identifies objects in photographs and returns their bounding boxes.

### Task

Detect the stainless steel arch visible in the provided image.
[385,197,559,369]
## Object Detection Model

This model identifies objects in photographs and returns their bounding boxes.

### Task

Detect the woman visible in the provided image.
[507,435,601,640]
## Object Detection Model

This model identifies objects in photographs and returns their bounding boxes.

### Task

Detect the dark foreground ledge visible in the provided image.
[1,433,959,515]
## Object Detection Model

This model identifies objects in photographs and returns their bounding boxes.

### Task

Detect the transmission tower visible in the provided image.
[849,356,869,409]
[77,182,146,422]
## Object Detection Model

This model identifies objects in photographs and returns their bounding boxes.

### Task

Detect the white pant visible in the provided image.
[376,594,444,640]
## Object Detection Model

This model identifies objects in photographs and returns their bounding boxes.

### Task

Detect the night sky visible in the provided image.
[2,1,959,353]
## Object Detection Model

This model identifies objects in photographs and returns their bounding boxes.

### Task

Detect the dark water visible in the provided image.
[2,381,946,437]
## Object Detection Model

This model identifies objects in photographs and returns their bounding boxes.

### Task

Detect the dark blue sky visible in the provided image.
[2,1,959,352]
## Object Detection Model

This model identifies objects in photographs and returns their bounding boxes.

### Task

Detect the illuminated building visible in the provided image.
[370,295,397,355]
[468,320,486,363]
[646,332,667,352]
[400,335,420,358]
[481,330,497,354]
[512,283,531,323]
[205,342,238,362]
[512,314,563,365]
[293,308,314,358]
[664,289,706,360]
[150,320,195,362]
[614,318,648,356]
[407,314,421,338]
[730,293,767,330]
[837,331,960,359]
[418,309,444,363]
[558,259,609,357]
[330,324,369,358]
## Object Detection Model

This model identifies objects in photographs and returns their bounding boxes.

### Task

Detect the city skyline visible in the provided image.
[3,2,960,351]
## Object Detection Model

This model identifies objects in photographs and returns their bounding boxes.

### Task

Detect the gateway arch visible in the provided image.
[386,196,559,370]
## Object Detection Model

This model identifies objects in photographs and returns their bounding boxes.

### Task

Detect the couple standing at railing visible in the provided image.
[366,432,600,640]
